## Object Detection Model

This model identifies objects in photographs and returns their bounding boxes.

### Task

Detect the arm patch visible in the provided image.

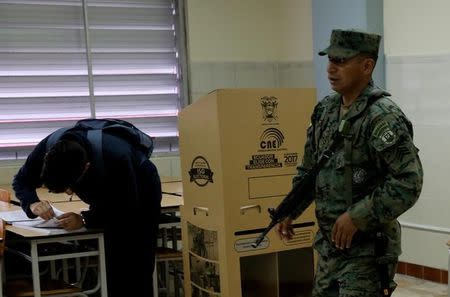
[371,120,398,151]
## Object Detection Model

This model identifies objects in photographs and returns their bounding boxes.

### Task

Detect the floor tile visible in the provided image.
[393,274,448,297]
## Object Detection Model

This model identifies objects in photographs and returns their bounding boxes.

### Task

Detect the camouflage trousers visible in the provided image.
[312,253,397,297]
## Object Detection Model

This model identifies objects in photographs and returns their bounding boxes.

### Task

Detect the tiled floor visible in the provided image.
[393,274,448,297]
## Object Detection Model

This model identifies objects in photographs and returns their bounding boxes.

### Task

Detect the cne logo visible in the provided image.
[260,128,284,150]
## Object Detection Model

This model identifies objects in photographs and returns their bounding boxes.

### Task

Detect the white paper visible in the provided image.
[0,205,83,234]
[31,207,65,228]
[14,217,61,229]
[10,222,86,235]
[0,209,29,223]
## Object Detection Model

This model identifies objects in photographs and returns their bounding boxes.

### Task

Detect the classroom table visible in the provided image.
[1,177,184,297]
[161,177,183,213]
[1,201,108,297]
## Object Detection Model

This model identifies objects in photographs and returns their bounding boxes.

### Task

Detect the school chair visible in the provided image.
[0,189,11,203]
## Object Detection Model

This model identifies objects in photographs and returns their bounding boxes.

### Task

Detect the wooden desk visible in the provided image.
[161,178,182,192]
[1,201,107,297]
[161,179,183,213]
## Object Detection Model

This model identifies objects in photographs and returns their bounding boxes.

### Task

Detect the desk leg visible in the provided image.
[75,257,81,281]
[0,258,4,297]
[50,260,57,279]
[448,247,450,297]
[31,240,42,297]
[98,234,108,297]
[62,259,69,282]
[153,263,158,297]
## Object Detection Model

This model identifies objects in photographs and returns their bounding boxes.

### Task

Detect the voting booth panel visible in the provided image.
[179,89,317,297]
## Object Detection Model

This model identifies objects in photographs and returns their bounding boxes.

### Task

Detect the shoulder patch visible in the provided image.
[372,120,398,149]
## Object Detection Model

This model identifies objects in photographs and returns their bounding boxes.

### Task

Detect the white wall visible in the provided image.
[186,0,315,102]
[384,0,450,56]
[187,0,313,62]
[384,0,450,269]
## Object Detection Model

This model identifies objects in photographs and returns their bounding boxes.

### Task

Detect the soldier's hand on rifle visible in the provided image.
[276,217,294,240]
[332,212,358,249]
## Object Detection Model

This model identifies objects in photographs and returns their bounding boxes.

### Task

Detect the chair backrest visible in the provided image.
[0,189,12,258]
[0,189,11,203]
[0,218,6,257]
[0,190,7,253]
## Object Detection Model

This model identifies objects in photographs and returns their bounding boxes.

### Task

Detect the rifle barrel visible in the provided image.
[252,220,277,248]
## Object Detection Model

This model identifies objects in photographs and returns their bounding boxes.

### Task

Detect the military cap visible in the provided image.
[319,29,381,59]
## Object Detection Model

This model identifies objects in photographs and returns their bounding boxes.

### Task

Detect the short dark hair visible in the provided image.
[41,140,88,193]
[358,52,378,64]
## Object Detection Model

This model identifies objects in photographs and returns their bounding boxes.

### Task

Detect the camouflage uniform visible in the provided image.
[290,29,423,297]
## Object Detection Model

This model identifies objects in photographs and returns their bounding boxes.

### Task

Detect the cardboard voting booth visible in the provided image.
[179,88,317,297]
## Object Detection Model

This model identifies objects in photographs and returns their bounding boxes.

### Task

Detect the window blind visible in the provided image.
[0,0,185,160]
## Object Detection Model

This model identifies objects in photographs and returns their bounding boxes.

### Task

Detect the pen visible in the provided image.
[162,191,182,197]
[10,200,21,206]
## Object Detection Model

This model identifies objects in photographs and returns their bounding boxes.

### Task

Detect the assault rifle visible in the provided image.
[252,125,348,248]
[252,149,333,248]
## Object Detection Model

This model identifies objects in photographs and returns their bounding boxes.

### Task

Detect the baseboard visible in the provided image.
[397,261,448,284]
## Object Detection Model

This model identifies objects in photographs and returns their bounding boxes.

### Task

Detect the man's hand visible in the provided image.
[275,217,294,240]
[332,212,358,249]
[56,212,84,230]
[30,200,55,220]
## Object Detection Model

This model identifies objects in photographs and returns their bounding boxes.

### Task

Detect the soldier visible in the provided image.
[276,29,423,297]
